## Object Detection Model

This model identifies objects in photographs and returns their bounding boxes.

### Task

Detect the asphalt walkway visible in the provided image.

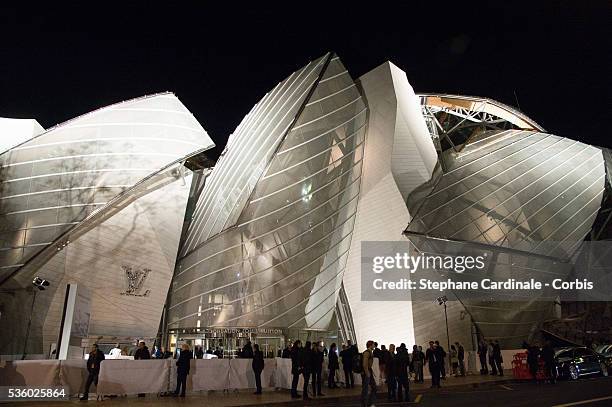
[24,370,517,406]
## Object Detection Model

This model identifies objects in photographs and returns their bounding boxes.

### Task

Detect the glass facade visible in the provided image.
[182,55,330,249]
[406,130,606,261]
[168,53,367,332]
[405,98,607,345]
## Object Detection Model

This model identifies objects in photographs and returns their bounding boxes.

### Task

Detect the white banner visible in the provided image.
[274,357,302,389]
[97,359,169,395]
[228,358,276,389]
[58,359,88,396]
[0,356,382,395]
[168,358,230,392]
[0,360,60,387]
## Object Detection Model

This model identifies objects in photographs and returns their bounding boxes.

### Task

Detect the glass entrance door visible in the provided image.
[256,336,283,358]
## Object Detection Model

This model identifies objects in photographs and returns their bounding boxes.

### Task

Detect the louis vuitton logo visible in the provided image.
[121,265,151,297]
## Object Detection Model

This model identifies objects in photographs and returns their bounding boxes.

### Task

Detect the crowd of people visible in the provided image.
[476,339,504,376]
[281,338,470,406]
[79,338,477,405]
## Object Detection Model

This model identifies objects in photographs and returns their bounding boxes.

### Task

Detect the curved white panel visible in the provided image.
[0,93,213,279]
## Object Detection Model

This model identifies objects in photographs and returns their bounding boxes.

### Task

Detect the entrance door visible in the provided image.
[257,337,283,358]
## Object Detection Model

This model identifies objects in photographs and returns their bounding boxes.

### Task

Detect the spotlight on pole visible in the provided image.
[32,277,50,291]
[22,276,50,359]
[436,295,451,376]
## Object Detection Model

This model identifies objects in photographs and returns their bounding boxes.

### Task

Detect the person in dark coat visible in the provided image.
[328,343,339,389]
[478,339,488,375]
[302,341,313,400]
[174,344,192,397]
[134,341,151,360]
[311,343,324,396]
[396,343,411,402]
[541,340,556,384]
[194,345,204,359]
[492,340,504,376]
[411,345,423,383]
[281,345,291,359]
[488,340,497,375]
[80,344,105,400]
[133,341,151,398]
[290,340,302,399]
[435,341,447,379]
[527,343,540,383]
[242,341,254,359]
[456,342,466,376]
[340,343,354,388]
[379,344,389,384]
[252,344,265,394]
[426,341,442,388]
[384,344,397,401]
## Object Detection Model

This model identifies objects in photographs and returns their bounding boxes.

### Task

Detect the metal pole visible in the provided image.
[22,290,37,360]
[444,302,451,376]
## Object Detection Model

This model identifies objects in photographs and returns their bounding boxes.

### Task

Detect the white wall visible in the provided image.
[0,117,44,153]
[342,62,440,349]
[41,174,192,355]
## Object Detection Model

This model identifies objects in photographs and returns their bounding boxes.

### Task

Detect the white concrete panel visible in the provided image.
[343,62,464,349]
[388,63,438,201]
[342,62,423,348]
[41,174,192,353]
[0,93,213,275]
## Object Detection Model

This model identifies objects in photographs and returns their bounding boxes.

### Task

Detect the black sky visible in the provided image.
[1,2,610,157]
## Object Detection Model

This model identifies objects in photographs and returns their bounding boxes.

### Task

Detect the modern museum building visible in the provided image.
[1,52,610,359]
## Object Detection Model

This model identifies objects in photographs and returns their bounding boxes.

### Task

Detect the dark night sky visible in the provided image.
[1,2,610,158]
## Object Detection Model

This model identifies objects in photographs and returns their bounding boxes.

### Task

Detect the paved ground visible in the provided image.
[11,371,612,406]
[245,376,612,407]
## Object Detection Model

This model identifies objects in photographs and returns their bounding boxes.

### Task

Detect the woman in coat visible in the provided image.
[328,343,339,389]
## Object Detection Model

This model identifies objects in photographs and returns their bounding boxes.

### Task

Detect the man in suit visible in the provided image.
[302,341,313,400]
[456,342,466,376]
[478,339,488,375]
[252,344,265,394]
[396,344,411,402]
[80,344,105,401]
[493,340,504,377]
[133,341,151,397]
[133,341,151,360]
[340,344,354,388]
[328,343,339,389]
[426,341,442,388]
[311,343,324,396]
[290,340,302,399]
[384,344,397,401]
[174,344,192,397]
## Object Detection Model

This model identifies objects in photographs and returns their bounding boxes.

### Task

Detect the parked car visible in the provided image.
[555,347,609,380]
[595,344,612,374]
